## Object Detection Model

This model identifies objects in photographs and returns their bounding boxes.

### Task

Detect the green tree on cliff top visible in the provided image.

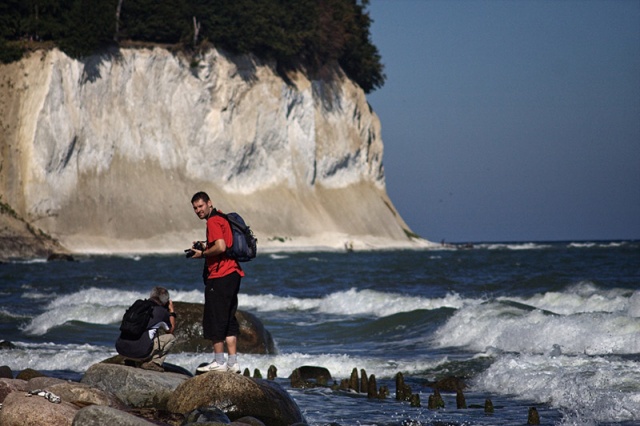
[0,0,385,92]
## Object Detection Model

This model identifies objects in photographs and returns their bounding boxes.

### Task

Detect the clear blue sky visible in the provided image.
[366,0,640,243]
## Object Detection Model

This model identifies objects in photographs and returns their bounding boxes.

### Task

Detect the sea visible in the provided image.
[1,240,639,426]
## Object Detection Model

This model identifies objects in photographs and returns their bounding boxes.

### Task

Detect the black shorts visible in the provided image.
[203,272,241,342]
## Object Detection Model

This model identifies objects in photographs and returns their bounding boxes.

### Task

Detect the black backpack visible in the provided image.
[119,299,155,340]
[213,209,257,262]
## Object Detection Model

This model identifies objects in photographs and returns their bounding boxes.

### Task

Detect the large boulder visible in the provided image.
[167,372,305,426]
[0,390,78,426]
[80,363,188,410]
[172,302,277,354]
[0,378,28,403]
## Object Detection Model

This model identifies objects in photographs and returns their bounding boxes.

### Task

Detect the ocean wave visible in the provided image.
[474,353,640,424]
[476,242,552,250]
[433,301,640,356]
[499,281,633,316]
[239,288,473,317]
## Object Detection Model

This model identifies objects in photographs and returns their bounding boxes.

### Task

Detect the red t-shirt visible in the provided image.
[205,213,245,279]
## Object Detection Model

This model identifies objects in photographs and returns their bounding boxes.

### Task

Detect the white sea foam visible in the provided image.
[22,286,472,334]
[474,353,640,424]
[433,301,640,355]
[500,282,632,316]
[239,288,471,317]
[22,287,206,335]
[0,340,447,382]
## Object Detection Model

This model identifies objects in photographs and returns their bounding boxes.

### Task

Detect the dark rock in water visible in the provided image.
[0,365,13,379]
[430,375,467,392]
[0,340,16,350]
[171,302,276,354]
[360,368,368,394]
[367,374,378,399]
[167,372,305,426]
[456,388,467,409]
[349,368,359,392]
[16,368,45,381]
[46,253,75,262]
[379,385,389,399]
[73,405,157,426]
[427,389,445,410]
[410,393,421,407]
[253,368,262,378]
[395,372,412,402]
[527,406,540,425]
[484,398,494,413]
[267,365,277,380]
[183,405,231,424]
[290,365,333,387]
[81,363,188,410]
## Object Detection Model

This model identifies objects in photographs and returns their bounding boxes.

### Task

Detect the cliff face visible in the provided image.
[0,48,420,253]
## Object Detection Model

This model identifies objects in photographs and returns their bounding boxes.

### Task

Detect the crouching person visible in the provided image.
[116,286,177,372]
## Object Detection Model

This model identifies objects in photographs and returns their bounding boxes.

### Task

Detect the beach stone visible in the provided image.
[72,405,154,425]
[0,365,13,378]
[0,378,28,402]
[16,368,46,381]
[234,416,267,426]
[167,371,305,426]
[290,365,333,389]
[27,376,67,390]
[183,405,231,423]
[80,363,188,410]
[0,390,78,426]
[48,381,127,409]
[171,302,277,354]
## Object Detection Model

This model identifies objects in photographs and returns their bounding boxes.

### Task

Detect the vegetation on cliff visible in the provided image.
[0,0,385,93]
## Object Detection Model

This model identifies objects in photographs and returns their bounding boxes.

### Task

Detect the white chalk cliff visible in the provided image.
[0,47,428,253]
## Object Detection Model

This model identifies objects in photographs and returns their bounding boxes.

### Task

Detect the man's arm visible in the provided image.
[194,238,226,259]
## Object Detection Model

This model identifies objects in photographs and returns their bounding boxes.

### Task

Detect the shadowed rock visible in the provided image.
[395,372,412,402]
[349,368,359,392]
[267,365,277,380]
[360,368,368,393]
[0,365,12,379]
[167,371,305,426]
[171,302,276,354]
[73,405,156,425]
[410,393,421,407]
[367,374,377,398]
[430,376,467,392]
[428,389,445,410]
[16,368,45,381]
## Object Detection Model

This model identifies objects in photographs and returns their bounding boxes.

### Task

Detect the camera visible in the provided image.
[184,241,206,258]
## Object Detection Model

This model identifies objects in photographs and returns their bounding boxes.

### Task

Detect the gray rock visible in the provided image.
[167,372,305,426]
[80,363,188,410]
[72,405,155,426]
[0,390,78,426]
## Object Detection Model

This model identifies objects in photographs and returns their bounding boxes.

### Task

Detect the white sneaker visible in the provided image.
[227,363,241,374]
[196,361,227,373]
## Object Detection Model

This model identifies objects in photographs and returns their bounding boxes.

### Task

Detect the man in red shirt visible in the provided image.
[189,191,245,373]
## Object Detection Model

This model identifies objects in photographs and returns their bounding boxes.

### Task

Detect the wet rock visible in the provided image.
[171,302,276,354]
[253,368,262,378]
[395,372,412,402]
[427,389,445,410]
[72,405,155,425]
[527,407,540,425]
[410,393,421,407]
[167,372,305,426]
[430,376,467,392]
[367,374,378,398]
[349,368,359,392]
[0,341,16,350]
[456,388,467,409]
[484,398,494,413]
[0,390,79,426]
[47,253,75,262]
[290,366,332,388]
[360,369,368,393]
[267,365,277,380]
[183,405,231,424]
[80,363,188,410]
